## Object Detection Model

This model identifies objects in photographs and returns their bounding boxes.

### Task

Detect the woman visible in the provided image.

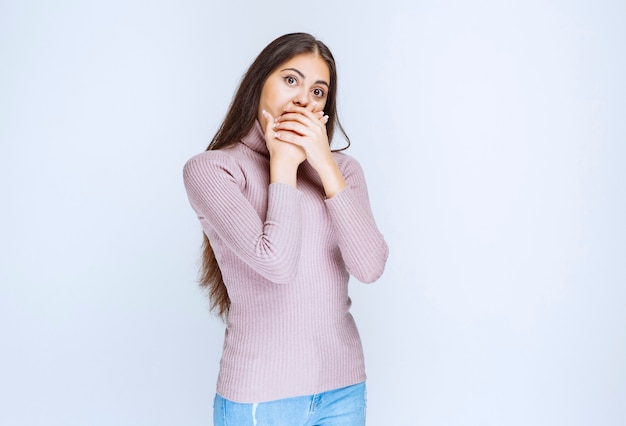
[183,32,388,425]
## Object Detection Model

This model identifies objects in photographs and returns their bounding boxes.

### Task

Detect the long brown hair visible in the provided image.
[201,32,349,318]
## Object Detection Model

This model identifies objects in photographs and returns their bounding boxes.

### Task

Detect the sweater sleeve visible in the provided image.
[324,156,388,283]
[183,152,303,284]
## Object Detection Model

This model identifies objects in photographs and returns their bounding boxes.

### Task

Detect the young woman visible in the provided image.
[183,32,388,425]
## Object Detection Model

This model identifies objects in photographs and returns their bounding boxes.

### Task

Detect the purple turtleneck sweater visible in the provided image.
[183,121,388,403]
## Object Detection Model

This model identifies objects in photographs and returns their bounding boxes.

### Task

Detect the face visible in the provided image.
[257,53,331,126]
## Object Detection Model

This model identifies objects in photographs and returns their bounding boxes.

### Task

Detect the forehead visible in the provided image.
[276,53,330,82]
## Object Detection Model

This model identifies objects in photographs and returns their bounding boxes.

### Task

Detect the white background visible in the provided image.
[1,0,624,425]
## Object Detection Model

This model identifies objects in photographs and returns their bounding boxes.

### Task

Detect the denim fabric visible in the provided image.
[213,382,366,426]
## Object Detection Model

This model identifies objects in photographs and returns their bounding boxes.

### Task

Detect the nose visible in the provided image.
[293,91,309,107]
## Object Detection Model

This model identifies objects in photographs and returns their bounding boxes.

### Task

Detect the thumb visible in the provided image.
[261,110,276,134]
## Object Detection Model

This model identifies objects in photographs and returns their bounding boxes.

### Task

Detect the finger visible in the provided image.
[274,120,311,137]
[277,112,314,127]
[284,101,321,116]
[262,110,276,132]
[274,130,301,145]
[278,110,327,127]
[313,110,329,124]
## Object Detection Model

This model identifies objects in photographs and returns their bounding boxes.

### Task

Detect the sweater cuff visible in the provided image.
[268,182,302,199]
[267,182,302,218]
[324,185,355,212]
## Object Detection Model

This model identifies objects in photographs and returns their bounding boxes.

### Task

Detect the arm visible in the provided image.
[183,152,303,283]
[272,105,388,282]
[325,156,389,283]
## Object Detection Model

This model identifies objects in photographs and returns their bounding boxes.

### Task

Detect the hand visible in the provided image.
[261,110,306,166]
[274,103,346,198]
[273,102,332,172]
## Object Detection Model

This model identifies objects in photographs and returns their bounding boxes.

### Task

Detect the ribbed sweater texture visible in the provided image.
[183,121,388,403]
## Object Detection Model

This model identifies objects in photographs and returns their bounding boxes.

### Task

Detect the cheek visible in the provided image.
[259,87,271,108]
[261,86,288,111]
[317,99,328,113]
[259,80,278,104]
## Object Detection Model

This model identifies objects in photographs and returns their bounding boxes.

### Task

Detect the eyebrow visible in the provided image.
[281,67,330,88]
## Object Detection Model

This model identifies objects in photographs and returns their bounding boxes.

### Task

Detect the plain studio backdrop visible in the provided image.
[1,0,624,425]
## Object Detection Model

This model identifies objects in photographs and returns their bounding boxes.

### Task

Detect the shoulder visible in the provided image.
[332,150,361,167]
[183,148,244,184]
[184,149,233,168]
[331,151,365,177]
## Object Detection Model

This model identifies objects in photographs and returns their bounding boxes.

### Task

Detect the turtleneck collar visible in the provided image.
[239,120,269,157]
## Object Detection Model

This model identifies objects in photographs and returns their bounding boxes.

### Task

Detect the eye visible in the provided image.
[284,76,298,86]
[313,88,325,98]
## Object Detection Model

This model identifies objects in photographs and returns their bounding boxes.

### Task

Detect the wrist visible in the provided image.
[270,157,300,188]
[316,161,346,198]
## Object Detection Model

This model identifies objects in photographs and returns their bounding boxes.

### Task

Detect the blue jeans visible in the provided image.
[213,382,366,426]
